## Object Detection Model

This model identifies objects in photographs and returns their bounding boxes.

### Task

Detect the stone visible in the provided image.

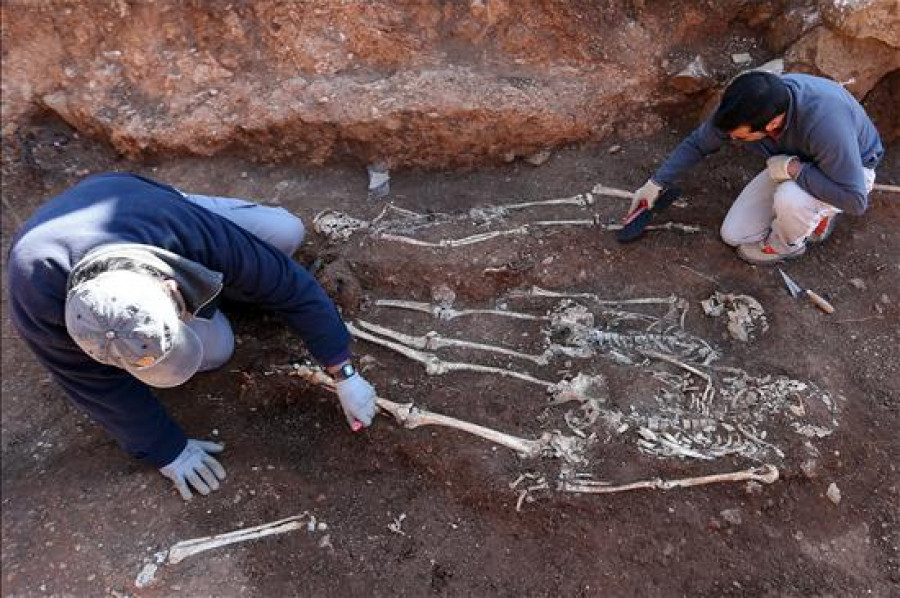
[764,0,821,53]
[670,55,716,93]
[848,277,866,290]
[431,283,456,307]
[731,53,753,65]
[524,149,552,166]
[800,458,820,479]
[826,481,841,505]
[720,508,743,525]
[819,0,900,49]
[786,25,900,98]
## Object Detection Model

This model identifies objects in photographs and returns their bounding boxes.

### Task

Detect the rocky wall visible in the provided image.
[1,0,896,167]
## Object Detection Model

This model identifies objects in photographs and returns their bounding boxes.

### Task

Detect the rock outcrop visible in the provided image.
[2,0,895,167]
[785,0,900,98]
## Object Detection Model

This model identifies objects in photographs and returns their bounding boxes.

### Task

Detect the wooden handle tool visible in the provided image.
[805,289,835,314]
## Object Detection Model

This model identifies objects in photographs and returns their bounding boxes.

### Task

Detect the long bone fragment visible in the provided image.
[168,514,308,564]
[375,299,548,321]
[558,464,778,494]
[376,220,700,248]
[499,192,596,211]
[289,365,585,462]
[531,220,702,234]
[509,285,679,306]
[590,183,636,199]
[355,319,549,365]
[347,322,555,388]
[376,226,529,248]
[873,183,900,194]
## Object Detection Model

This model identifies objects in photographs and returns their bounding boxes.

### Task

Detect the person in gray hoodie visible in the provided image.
[628,71,883,265]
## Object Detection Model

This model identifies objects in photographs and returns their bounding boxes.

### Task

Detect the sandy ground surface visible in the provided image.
[2,115,898,597]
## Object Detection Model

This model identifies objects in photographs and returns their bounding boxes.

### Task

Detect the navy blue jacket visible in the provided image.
[653,74,883,215]
[7,173,351,467]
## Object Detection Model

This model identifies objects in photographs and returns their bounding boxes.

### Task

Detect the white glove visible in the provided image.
[767,155,798,183]
[335,373,377,428]
[159,439,226,500]
[627,179,663,216]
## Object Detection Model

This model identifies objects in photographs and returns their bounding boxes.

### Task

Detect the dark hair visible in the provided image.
[712,71,790,133]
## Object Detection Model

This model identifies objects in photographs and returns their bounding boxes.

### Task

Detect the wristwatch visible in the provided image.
[332,363,357,381]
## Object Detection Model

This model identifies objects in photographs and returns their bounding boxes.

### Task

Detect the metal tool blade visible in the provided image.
[778,268,802,298]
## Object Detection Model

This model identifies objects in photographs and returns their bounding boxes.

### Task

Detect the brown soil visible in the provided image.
[2,115,898,597]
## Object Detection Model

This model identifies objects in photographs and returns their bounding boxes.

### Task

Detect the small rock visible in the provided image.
[501,150,517,163]
[607,144,622,154]
[848,278,865,290]
[720,508,743,526]
[430,283,456,307]
[731,53,753,65]
[800,458,820,479]
[826,482,842,505]
[745,480,763,495]
[662,542,675,557]
[670,55,715,93]
[879,293,891,305]
[366,163,390,199]
[524,149,552,166]
[134,563,158,588]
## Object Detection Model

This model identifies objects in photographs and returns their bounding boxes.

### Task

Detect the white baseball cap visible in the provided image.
[65,269,203,388]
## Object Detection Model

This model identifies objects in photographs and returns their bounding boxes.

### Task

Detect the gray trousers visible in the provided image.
[720,168,876,247]
[180,193,306,372]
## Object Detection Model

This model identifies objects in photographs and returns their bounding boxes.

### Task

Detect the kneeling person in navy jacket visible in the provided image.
[8,173,376,500]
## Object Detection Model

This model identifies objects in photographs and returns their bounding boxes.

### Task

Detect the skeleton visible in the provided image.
[558,464,779,495]
[168,514,308,564]
[375,221,701,248]
[289,364,588,464]
[313,182,698,246]
[364,292,838,462]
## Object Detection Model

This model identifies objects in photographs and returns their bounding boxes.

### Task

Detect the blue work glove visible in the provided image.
[335,373,377,428]
[159,439,226,500]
